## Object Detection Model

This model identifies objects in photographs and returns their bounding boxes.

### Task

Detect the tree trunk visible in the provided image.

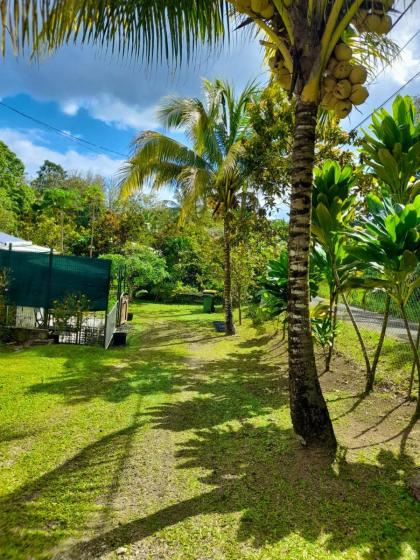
[287,99,336,449]
[89,206,95,258]
[400,304,420,415]
[223,212,235,336]
[341,290,372,388]
[368,294,391,393]
[408,322,420,399]
[238,285,242,326]
[60,211,64,253]
[325,291,338,372]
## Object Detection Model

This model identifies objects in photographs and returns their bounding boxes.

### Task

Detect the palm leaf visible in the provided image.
[2,0,229,61]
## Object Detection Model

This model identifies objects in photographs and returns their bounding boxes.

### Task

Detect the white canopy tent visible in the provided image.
[0,232,52,254]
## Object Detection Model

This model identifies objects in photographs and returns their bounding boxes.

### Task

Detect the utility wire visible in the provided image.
[367,28,420,85]
[391,0,418,30]
[0,100,128,158]
[349,2,420,132]
[350,68,420,132]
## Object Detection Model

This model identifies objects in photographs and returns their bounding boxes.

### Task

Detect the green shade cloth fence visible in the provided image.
[0,250,111,311]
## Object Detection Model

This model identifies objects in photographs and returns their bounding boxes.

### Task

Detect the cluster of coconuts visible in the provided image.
[232,0,276,19]
[353,0,394,34]
[321,43,369,119]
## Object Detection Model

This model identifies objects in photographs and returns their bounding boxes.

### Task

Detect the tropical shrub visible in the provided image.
[101,245,168,298]
[346,194,420,410]
[361,95,420,204]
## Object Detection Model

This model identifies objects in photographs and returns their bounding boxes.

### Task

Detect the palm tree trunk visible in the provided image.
[400,304,420,416]
[368,294,391,393]
[223,212,235,336]
[287,99,336,449]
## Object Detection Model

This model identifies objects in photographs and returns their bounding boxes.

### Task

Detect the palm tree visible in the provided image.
[4,0,401,448]
[119,79,257,335]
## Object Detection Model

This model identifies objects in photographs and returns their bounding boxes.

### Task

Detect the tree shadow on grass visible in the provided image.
[60,422,419,560]
[26,319,214,405]
[4,311,419,559]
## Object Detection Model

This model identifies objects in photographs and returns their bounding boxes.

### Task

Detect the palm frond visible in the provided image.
[118,131,208,198]
[2,0,229,61]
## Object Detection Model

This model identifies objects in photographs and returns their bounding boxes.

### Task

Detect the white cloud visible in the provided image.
[59,94,159,130]
[61,101,80,116]
[385,1,420,85]
[0,34,264,130]
[0,128,124,178]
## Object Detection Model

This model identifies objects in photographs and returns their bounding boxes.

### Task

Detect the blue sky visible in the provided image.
[0,1,419,194]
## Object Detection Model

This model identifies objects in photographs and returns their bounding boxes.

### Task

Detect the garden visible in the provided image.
[0,1,419,559]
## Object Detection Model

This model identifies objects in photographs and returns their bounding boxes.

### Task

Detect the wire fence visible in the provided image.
[335,289,420,387]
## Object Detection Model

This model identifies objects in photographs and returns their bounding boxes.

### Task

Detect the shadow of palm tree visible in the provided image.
[61,423,418,560]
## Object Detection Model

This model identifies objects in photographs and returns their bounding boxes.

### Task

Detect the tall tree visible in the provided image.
[0,141,34,225]
[32,160,67,192]
[119,79,257,335]
[3,0,401,448]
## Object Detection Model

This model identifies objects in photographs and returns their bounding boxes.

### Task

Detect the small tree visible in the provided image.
[101,246,168,299]
[53,293,90,344]
[347,194,420,414]
[311,160,357,371]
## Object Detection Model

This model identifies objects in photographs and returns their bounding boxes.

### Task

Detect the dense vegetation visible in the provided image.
[1,0,419,446]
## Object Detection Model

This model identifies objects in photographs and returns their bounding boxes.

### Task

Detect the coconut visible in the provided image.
[353,9,368,31]
[365,14,382,33]
[323,76,337,92]
[326,57,338,75]
[261,4,275,18]
[235,0,252,12]
[334,79,352,100]
[350,84,369,105]
[333,61,352,79]
[334,43,352,62]
[377,14,392,34]
[269,56,279,70]
[251,0,269,13]
[235,0,252,13]
[321,92,339,110]
[349,64,368,84]
[335,100,352,119]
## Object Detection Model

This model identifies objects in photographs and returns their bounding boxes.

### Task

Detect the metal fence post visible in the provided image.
[103,259,112,349]
[44,249,53,329]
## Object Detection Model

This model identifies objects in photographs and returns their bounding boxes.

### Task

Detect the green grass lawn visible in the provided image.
[334,321,417,392]
[0,303,419,560]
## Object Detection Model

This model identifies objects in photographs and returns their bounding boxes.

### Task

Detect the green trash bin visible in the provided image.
[202,290,216,313]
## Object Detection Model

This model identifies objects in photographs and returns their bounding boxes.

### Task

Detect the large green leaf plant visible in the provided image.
[362,95,420,204]
[347,194,420,414]
[311,160,357,371]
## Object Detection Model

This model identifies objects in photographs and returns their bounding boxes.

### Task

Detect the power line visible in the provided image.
[350,68,420,133]
[0,100,128,159]
[391,0,418,30]
[367,28,420,85]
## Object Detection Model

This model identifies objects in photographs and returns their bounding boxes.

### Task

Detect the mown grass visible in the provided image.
[0,303,419,560]
[334,320,416,392]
